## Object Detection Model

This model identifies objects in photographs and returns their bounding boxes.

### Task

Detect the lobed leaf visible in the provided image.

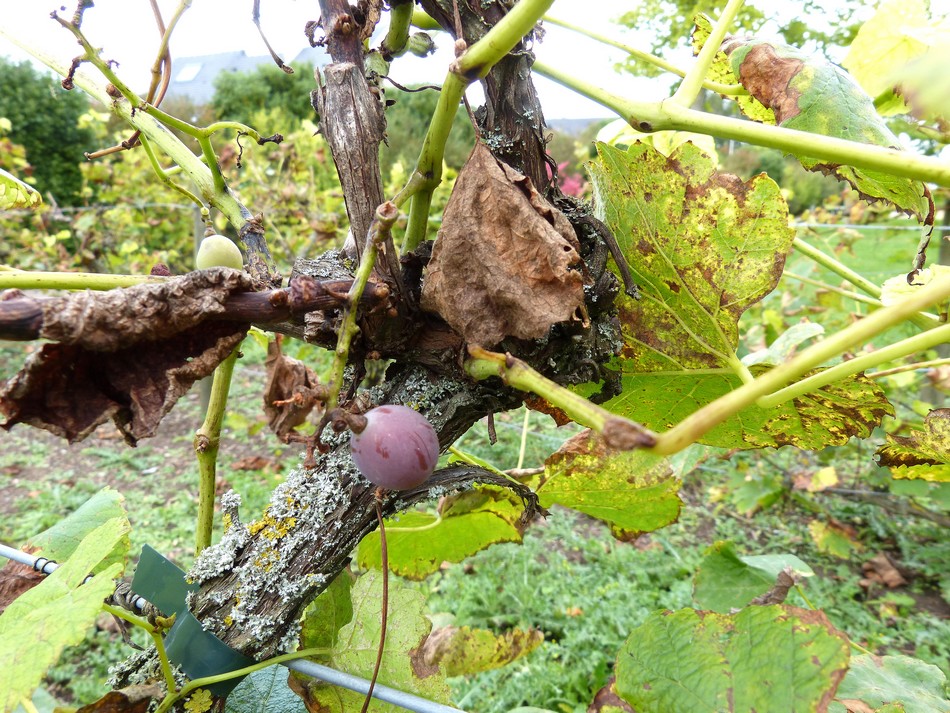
[0,518,129,711]
[539,430,681,541]
[615,605,850,713]
[357,485,525,580]
[588,141,795,372]
[291,571,450,712]
[26,487,130,575]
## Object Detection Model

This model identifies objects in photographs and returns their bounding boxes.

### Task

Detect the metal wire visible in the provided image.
[0,542,464,713]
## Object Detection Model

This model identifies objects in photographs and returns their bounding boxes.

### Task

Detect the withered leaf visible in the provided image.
[263,337,326,440]
[421,144,585,347]
[0,558,43,615]
[1,270,253,444]
[76,685,164,713]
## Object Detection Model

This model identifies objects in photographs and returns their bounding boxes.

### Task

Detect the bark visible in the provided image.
[312,63,386,258]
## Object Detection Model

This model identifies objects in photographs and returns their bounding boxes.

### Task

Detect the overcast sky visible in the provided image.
[0,0,673,120]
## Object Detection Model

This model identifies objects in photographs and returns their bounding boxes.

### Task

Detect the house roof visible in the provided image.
[166,48,328,103]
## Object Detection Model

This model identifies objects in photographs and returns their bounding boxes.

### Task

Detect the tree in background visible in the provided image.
[0,57,93,205]
[212,62,319,125]
[618,0,864,73]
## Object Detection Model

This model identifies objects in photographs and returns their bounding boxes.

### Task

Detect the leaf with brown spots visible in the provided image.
[586,143,892,451]
[421,143,585,347]
[694,19,934,242]
[876,408,950,482]
[596,367,892,451]
[589,141,795,372]
[420,625,543,677]
[0,270,251,444]
[538,430,681,541]
[615,605,850,712]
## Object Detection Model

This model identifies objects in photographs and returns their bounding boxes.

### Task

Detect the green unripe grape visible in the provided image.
[196,234,244,270]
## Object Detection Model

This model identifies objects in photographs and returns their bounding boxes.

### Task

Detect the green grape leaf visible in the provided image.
[615,605,850,713]
[841,0,932,116]
[876,408,950,482]
[834,655,950,713]
[226,667,306,713]
[538,430,681,541]
[692,15,775,123]
[721,36,934,228]
[421,625,543,677]
[0,167,42,210]
[299,570,354,651]
[26,487,131,574]
[693,541,814,612]
[588,141,795,372]
[293,571,450,712]
[601,367,892,450]
[0,517,128,712]
[357,486,524,580]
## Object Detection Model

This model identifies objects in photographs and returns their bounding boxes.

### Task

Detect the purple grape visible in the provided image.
[350,405,439,489]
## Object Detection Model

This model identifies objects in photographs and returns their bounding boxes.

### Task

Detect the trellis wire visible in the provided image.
[0,542,464,713]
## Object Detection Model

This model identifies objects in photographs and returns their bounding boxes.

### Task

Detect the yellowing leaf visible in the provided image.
[539,430,680,541]
[794,466,839,493]
[809,519,863,559]
[599,368,892,451]
[876,408,950,482]
[588,141,794,372]
[421,626,543,677]
[0,518,129,711]
[692,15,774,123]
[184,688,213,713]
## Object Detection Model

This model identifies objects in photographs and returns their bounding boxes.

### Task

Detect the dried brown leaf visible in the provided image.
[40,268,253,350]
[588,676,635,713]
[421,144,585,346]
[861,553,907,589]
[1,270,254,443]
[263,338,325,440]
[76,685,164,713]
[0,557,43,615]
